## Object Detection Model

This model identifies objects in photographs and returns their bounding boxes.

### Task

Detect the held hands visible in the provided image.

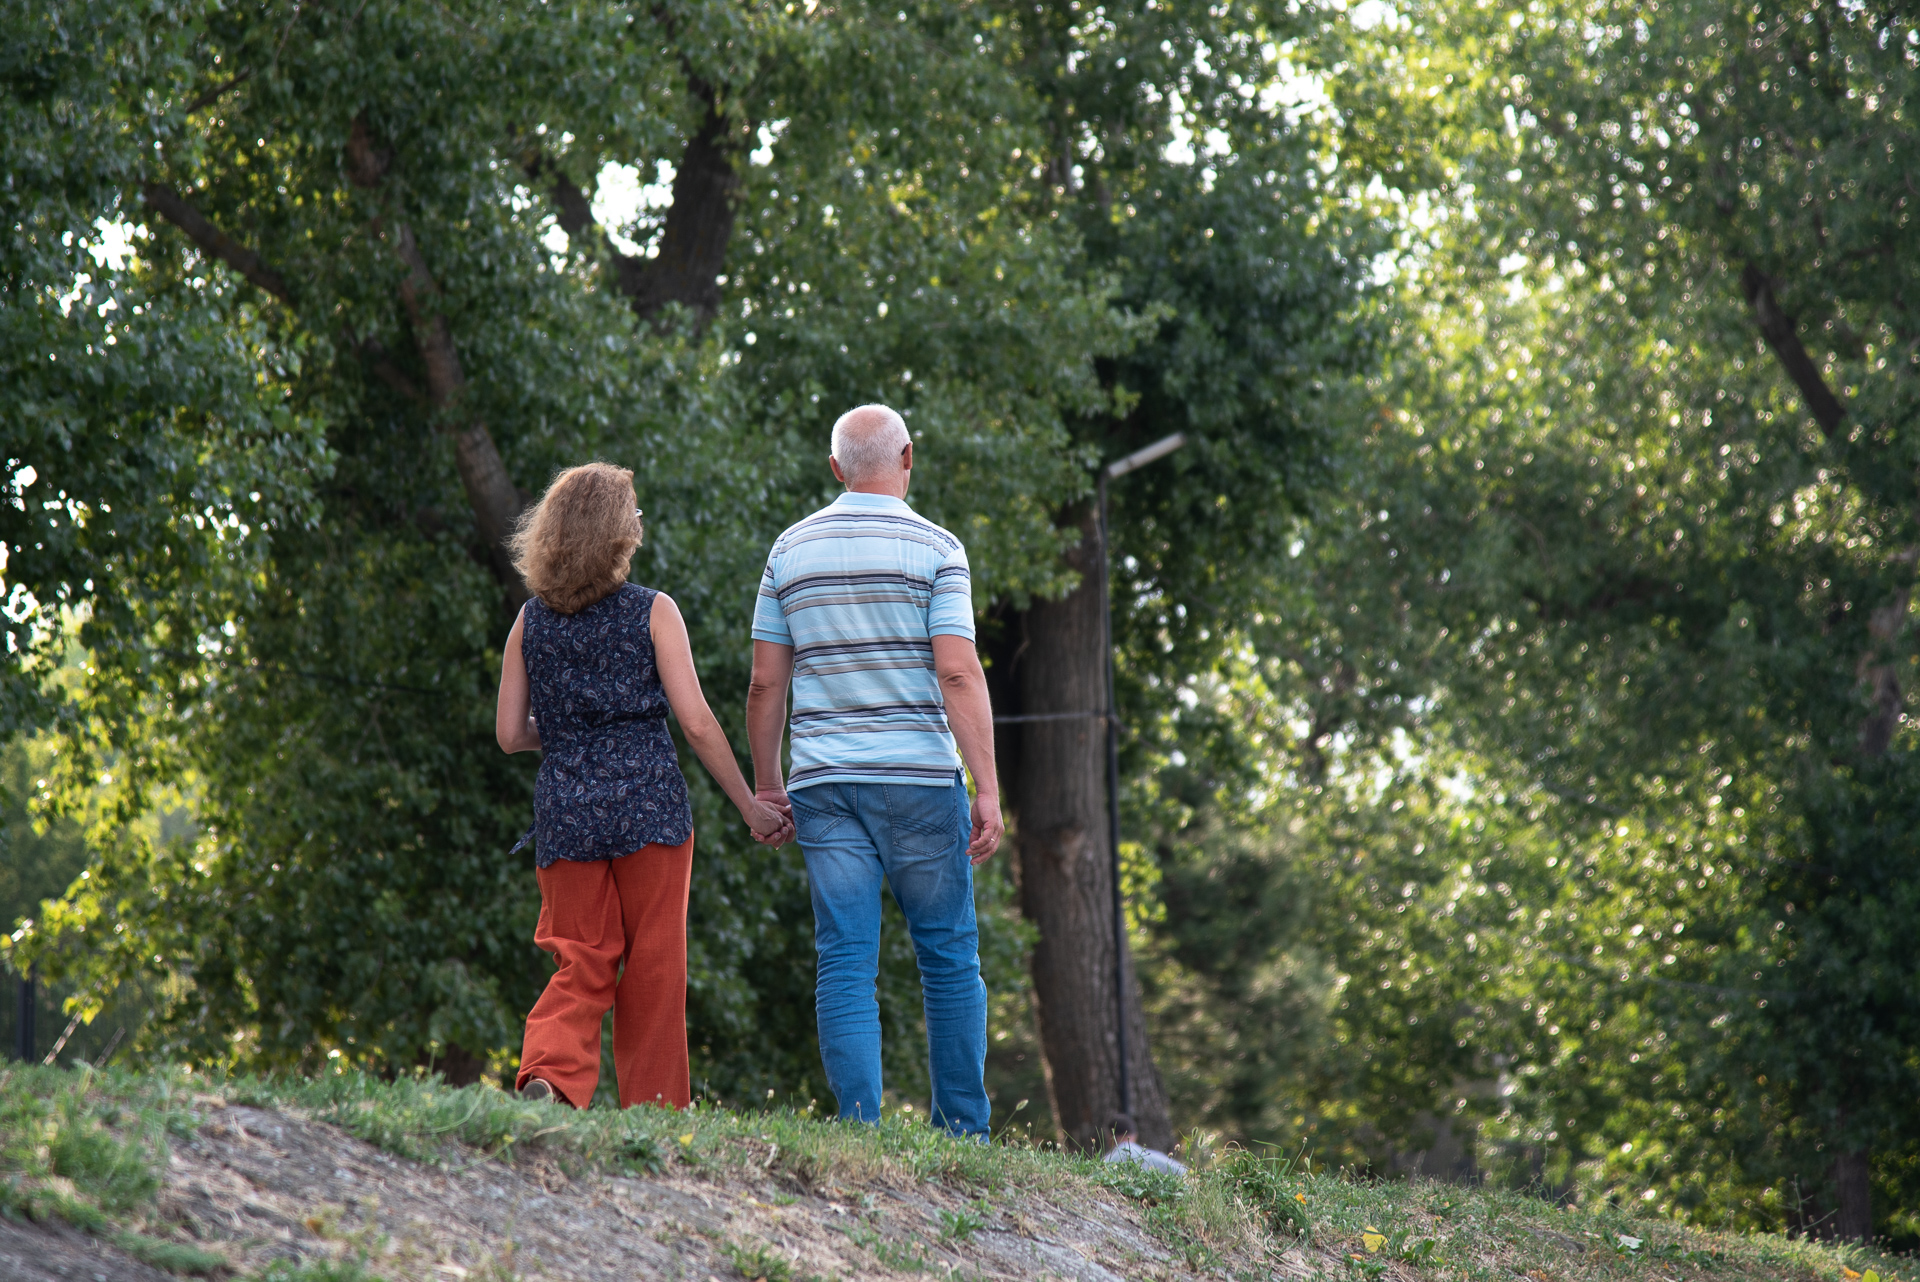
[967,792,1004,866]
[741,789,795,846]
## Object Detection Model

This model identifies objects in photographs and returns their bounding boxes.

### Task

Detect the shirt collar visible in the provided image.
[831,491,912,511]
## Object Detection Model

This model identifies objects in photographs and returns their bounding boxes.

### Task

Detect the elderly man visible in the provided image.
[747,404,1003,1137]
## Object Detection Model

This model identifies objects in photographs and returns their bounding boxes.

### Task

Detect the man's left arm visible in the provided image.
[932,633,1002,864]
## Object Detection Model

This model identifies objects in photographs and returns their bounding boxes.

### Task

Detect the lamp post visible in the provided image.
[14,968,33,1063]
[1097,432,1186,1115]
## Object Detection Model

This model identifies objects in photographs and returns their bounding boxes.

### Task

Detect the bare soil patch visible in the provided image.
[24,1101,1267,1280]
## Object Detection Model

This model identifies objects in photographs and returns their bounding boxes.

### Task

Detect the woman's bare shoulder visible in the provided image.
[645,587,685,622]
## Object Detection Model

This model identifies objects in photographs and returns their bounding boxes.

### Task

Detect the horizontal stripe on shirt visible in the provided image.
[776,568,935,595]
[789,761,962,789]
[792,700,947,722]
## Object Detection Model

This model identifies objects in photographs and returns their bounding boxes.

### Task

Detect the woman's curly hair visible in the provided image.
[509,462,644,614]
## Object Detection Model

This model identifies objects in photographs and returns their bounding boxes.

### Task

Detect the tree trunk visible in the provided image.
[527,80,740,335]
[619,88,738,331]
[1828,1148,1873,1243]
[1743,265,1892,1239]
[1000,509,1173,1153]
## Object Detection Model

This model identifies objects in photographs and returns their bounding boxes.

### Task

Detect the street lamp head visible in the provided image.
[1102,433,1187,481]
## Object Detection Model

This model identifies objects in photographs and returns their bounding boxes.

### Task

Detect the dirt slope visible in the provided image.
[9,1100,1284,1281]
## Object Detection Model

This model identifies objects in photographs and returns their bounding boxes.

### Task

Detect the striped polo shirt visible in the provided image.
[752,491,975,790]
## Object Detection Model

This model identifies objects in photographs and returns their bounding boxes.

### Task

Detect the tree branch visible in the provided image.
[184,69,253,114]
[388,225,528,606]
[345,113,391,190]
[1740,263,1848,438]
[140,182,293,303]
[351,113,528,608]
[343,329,424,404]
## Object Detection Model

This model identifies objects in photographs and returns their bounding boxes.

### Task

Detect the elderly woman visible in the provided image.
[496,462,791,1109]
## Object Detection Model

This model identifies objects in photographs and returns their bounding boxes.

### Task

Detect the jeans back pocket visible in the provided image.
[883,784,966,858]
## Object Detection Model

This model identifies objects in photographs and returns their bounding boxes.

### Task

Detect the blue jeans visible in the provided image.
[790,774,989,1138]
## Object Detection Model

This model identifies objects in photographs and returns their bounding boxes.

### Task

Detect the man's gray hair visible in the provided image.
[830,404,911,483]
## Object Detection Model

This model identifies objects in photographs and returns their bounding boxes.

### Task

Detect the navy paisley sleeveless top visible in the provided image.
[520,583,693,867]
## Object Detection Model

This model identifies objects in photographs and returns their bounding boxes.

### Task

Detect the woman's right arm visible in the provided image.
[496,606,541,753]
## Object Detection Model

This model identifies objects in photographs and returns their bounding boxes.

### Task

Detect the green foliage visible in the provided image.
[1,0,1381,1150]
[1320,0,1920,1231]
[1004,0,1390,675]
[0,735,91,933]
[1037,0,1920,1248]
[0,732,153,1060]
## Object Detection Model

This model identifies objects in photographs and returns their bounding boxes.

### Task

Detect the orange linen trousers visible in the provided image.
[515,833,695,1110]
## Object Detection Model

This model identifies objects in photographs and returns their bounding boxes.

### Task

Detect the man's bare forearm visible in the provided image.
[937,648,1005,862]
[940,666,999,799]
[746,689,786,790]
[747,641,795,792]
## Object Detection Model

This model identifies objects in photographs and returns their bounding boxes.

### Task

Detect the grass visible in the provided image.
[938,1203,988,1243]
[720,1237,827,1281]
[0,1063,1913,1282]
[0,1064,231,1275]
[255,1261,389,1282]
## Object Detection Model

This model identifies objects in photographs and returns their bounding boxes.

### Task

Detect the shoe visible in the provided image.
[518,1077,556,1103]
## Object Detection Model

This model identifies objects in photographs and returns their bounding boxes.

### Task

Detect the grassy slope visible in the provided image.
[0,1064,1908,1282]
